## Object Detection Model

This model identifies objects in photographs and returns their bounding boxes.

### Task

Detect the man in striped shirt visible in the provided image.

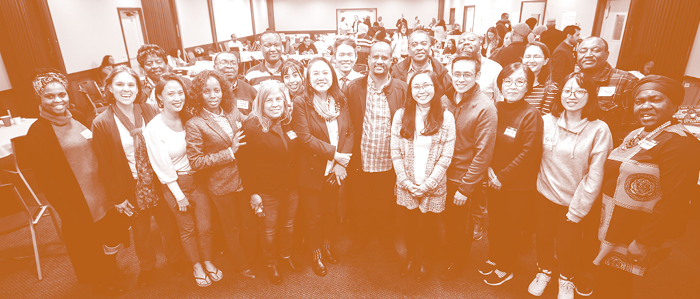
[245,32,284,89]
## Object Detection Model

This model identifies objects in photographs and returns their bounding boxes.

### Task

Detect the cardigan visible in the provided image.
[292,95,354,191]
[92,104,159,205]
[391,108,456,213]
[185,108,245,196]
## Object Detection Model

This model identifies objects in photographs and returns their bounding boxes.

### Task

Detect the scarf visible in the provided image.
[39,105,72,126]
[312,94,340,122]
[111,104,158,210]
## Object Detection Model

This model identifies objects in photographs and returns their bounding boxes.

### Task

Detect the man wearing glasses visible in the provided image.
[214,51,256,115]
[390,30,452,90]
[245,32,285,89]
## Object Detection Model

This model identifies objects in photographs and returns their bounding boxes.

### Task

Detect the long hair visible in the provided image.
[550,72,600,121]
[154,73,191,123]
[304,57,347,107]
[525,41,551,85]
[250,80,292,132]
[485,27,500,48]
[281,59,306,97]
[184,70,234,117]
[400,70,445,139]
[104,65,144,105]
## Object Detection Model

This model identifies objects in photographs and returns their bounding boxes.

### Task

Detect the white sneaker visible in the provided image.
[528,270,552,296]
[558,276,575,299]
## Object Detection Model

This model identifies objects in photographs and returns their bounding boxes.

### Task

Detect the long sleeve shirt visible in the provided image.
[144,114,191,201]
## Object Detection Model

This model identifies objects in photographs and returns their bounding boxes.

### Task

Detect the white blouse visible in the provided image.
[144,114,191,200]
[114,115,141,179]
[413,109,431,184]
[324,119,339,176]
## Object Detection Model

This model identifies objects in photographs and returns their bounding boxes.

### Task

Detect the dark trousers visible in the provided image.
[595,264,634,299]
[301,184,340,252]
[259,190,299,266]
[209,192,250,270]
[485,188,533,273]
[131,196,184,271]
[471,187,488,228]
[443,182,477,264]
[534,193,583,278]
[578,198,602,282]
[232,191,258,266]
[161,174,213,265]
[404,208,439,262]
[353,170,396,244]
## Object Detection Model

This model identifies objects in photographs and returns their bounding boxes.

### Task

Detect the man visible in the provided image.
[137,44,171,109]
[213,51,256,115]
[377,16,385,28]
[396,13,408,29]
[245,32,284,89]
[456,32,503,102]
[492,23,530,67]
[352,15,361,34]
[550,25,582,87]
[390,30,451,91]
[333,38,364,89]
[345,42,408,258]
[495,13,512,45]
[448,23,462,35]
[297,36,318,55]
[539,18,566,57]
[440,55,497,281]
[226,33,246,52]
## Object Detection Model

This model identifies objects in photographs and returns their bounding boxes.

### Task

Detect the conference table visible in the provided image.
[0,118,36,158]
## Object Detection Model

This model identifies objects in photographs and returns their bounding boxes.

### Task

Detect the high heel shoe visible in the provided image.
[280,256,302,272]
[266,265,283,285]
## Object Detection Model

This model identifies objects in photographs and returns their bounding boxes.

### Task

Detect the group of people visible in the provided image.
[24,13,698,299]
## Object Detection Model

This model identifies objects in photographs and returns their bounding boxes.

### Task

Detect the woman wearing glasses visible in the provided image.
[527,72,612,298]
[481,63,544,286]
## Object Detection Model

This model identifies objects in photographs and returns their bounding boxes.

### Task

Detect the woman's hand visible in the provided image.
[230,130,247,155]
[627,240,649,264]
[334,152,352,167]
[115,200,136,217]
[333,164,347,185]
[250,194,263,211]
[177,198,190,212]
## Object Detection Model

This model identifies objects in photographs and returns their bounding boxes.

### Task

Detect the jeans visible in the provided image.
[130,194,184,271]
[403,208,439,262]
[443,182,477,264]
[301,183,339,252]
[471,187,488,230]
[352,170,396,244]
[161,174,213,265]
[259,190,299,266]
[485,188,533,273]
[534,192,583,278]
[209,192,250,270]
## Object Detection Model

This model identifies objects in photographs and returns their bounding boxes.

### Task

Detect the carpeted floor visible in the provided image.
[1,204,699,299]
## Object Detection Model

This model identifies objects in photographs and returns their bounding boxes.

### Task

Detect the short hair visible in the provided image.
[582,36,609,53]
[333,37,357,55]
[250,80,291,132]
[563,25,581,37]
[104,65,144,105]
[409,30,432,43]
[525,17,537,29]
[137,44,167,68]
[213,51,240,64]
[501,13,509,18]
[370,41,392,55]
[496,63,536,97]
[452,55,481,74]
[259,31,282,43]
[154,73,190,120]
[550,72,600,120]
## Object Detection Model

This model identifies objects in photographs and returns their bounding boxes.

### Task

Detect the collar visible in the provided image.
[451,84,480,106]
[409,58,434,74]
[368,74,392,92]
[261,59,283,75]
[589,63,613,83]
[337,69,362,81]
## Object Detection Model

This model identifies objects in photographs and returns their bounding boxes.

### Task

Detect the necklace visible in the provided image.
[620,121,671,150]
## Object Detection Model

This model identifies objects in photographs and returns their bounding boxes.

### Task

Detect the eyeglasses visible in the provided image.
[217,60,238,67]
[562,89,588,99]
[411,83,434,91]
[503,78,527,87]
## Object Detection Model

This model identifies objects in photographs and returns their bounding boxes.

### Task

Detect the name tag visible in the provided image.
[235,121,242,129]
[640,139,657,150]
[80,129,92,140]
[543,135,555,145]
[286,131,297,140]
[598,86,616,97]
[237,100,249,110]
[504,127,517,138]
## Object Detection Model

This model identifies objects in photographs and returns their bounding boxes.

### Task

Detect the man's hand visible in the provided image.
[454,191,468,206]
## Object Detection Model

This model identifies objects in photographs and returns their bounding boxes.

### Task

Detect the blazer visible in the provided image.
[292,95,354,191]
[185,108,245,196]
[344,75,408,171]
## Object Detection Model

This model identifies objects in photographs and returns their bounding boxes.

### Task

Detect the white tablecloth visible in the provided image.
[0,118,36,158]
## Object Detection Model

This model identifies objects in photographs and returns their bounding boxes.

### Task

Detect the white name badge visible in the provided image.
[237,100,250,110]
[543,135,555,145]
[504,127,517,138]
[640,139,657,150]
[286,131,297,140]
[598,86,616,97]
[80,129,93,140]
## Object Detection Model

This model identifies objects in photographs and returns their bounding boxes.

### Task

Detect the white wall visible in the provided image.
[544,0,598,37]
[252,0,269,34]
[685,22,700,79]
[47,0,141,74]
[175,0,213,48]
[0,52,11,91]
[212,0,255,42]
[273,0,438,31]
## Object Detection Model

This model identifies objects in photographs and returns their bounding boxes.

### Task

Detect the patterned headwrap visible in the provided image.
[32,72,68,96]
[631,75,685,106]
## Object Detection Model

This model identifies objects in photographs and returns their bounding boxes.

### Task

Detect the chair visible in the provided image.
[4,136,64,246]
[76,79,107,114]
[0,183,53,280]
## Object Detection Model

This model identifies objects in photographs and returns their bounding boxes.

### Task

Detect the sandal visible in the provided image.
[206,268,223,282]
[194,270,211,287]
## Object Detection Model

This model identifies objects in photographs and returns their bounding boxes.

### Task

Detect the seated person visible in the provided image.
[297,36,318,55]
[167,49,187,69]
[227,33,247,52]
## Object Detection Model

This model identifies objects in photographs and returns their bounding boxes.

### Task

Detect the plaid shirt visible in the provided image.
[591,63,639,145]
[361,76,393,172]
[407,59,434,83]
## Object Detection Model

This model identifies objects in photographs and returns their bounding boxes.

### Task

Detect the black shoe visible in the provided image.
[311,258,327,277]
[266,265,283,285]
[136,270,154,288]
[280,256,302,272]
[92,282,125,296]
[416,262,428,282]
[400,260,415,278]
[439,262,464,281]
[322,247,339,264]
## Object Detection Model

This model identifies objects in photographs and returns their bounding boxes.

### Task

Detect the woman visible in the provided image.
[391,71,455,282]
[26,70,129,295]
[522,42,557,113]
[291,57,354,277]
[482,27,500,59]
[432,19,448,47]
[92,65,185,288]
[144,73,218,287]
[282,59,306,100]
[167,49,187,69]
[480,63,544,286]
[443,39,458,56]
[237,80,300,285]
[593,76,700,298]
[527,72,613,298]
[392,23,410,60]
[97,55,114,88]
[183,70,256,280]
